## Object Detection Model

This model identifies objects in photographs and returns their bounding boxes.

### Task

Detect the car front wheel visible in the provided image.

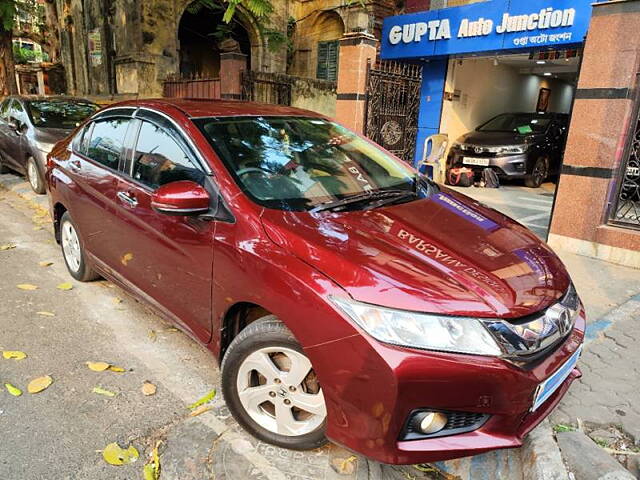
[60,212,100,282]
[525,157,548,188]
[221,316,328,450]
[26,157,46,194]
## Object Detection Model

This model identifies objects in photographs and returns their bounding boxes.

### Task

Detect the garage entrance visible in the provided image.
[441,49,581,239]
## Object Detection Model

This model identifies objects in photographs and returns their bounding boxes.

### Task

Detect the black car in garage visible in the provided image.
[447,112,569,188]
[0,96,99,194]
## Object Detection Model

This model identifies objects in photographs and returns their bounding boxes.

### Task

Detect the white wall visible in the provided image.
[439,58,575,144]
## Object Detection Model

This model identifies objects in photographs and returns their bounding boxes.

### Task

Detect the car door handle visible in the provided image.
[70,159,81,170]
[117,191,138,207]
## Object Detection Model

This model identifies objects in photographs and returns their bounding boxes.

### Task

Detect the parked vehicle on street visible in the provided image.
[46,99,584,465]
[447,112,569,188]
[0,96,99,194]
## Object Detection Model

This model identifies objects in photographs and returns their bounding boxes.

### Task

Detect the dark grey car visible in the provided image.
[446,112,569,188]
[0,96,99,194]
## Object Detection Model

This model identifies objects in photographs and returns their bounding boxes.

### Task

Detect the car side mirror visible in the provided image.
[8,117,24,134]
[151,180,211,216]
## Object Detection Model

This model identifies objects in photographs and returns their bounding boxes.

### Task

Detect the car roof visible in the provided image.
[105,98,326,119]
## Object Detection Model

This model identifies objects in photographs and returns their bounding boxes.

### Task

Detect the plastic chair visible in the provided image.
[417,134,448,183]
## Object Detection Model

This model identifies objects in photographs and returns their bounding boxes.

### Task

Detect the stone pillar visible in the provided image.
[220,52,248,100]
[335,32,377,133]
[547,0,640,268]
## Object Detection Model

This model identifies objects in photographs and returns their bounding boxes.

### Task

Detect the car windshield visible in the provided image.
[28,100,99,129]
[477,113,551,134]
[196,116,425,211]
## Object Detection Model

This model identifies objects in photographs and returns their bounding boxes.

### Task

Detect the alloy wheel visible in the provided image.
[533,158,548,185]
[61,220,82,273]
[236,346,326,437]
[27,160,39,191]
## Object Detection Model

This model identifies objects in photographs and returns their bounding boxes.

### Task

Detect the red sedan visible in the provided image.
[46,99,584,465]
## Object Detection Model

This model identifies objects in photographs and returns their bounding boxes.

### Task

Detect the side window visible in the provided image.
[86,118,130,170]
[72,123,92,155]
[0,100,10,121]
[131,121,204,189]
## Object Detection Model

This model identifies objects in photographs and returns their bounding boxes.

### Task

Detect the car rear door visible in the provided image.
[66,111,138,270]
[110,110,215,342]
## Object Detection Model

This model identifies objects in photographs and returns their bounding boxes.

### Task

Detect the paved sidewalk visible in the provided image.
[1,171,639,479]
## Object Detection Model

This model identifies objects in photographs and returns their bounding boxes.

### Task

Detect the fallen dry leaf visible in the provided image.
[187,389,216,410]
[5,383,22,396]
[86,361,110,372]
[189,405,212,417]
[93,386,116,397]
[3,351,27,360]
[36,311,55,317]
[102,442,139,465]
[108,366,125,373]
[0,243,16,251]
[56,282,73,291]
[38,261,53,267]
[143,441,161,480]
[121,253,134,266]
[148,330,157,342]
[112,297,122,304]
[27,375,53,394]
[141,381,156,396]
[17,284,38,291]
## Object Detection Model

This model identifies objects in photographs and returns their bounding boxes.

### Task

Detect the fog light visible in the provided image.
[418,411,448,434]
[515,162,525,171]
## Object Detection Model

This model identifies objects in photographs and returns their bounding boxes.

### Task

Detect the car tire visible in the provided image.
[0,154,9,174]
[221,316,328,450]
[26,157,46,194]
[525,157,548,188]
[59,211,100,282]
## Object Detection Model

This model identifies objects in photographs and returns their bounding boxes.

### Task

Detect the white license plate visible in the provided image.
[463,157,490,166]
[531,345,582,412]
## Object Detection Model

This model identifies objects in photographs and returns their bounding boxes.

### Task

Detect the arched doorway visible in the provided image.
[178,1,252,78]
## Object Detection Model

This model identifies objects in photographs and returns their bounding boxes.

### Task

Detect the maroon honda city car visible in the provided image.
[45,99,584,465]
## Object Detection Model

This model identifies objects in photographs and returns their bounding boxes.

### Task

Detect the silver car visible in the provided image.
[0,96,99,194]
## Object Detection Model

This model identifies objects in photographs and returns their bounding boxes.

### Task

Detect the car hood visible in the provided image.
[457,130,542,146]
[260,189,569,319]
[32,127,73,146]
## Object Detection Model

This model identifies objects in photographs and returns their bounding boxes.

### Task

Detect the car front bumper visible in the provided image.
[448,150,530,178]
[308,311,585,465]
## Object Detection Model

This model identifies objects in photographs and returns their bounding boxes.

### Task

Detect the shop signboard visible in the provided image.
[381,0,596,60]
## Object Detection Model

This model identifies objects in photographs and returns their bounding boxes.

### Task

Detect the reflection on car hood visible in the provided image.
[33,127,73,146]
[457,131,541,146]
[261,189,570,319]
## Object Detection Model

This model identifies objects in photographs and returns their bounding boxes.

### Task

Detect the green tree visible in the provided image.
[0,0,19,95]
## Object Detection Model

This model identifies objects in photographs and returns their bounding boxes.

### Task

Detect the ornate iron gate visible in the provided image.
[364,60,422,163]
[611,84,640,229]
[241,71,292,106]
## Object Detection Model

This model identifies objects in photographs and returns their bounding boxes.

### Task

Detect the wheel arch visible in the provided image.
[52,202,68,244]
[219,302,272,362]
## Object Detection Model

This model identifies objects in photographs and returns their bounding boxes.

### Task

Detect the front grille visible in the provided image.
[401,409,490,441]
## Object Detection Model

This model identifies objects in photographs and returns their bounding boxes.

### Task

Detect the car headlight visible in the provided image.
[34,140,54,154]
[330,297,502,356]
[498,144,528,154]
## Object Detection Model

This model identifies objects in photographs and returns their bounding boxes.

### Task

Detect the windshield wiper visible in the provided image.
[310,189,411,213]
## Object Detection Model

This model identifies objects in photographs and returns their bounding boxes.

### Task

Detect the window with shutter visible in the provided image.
[316,40,339,81]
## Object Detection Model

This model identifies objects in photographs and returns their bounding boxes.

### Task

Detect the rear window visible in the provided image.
[85,119,130,170]
[28,100,98,129]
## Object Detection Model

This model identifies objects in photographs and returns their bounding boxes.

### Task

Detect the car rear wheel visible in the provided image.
[221,316,328,450]
[26,157,46,194]
[0,154,9,174]
[60,212,100,282]
[525,157,548,188]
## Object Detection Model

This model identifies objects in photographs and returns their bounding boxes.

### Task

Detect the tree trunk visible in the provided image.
[0,29,18,95]
[44,0,60,63]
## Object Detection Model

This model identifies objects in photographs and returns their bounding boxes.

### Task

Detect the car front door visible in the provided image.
[0,99,28,172]
[111,113,215,342]
[66,114,137,270]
